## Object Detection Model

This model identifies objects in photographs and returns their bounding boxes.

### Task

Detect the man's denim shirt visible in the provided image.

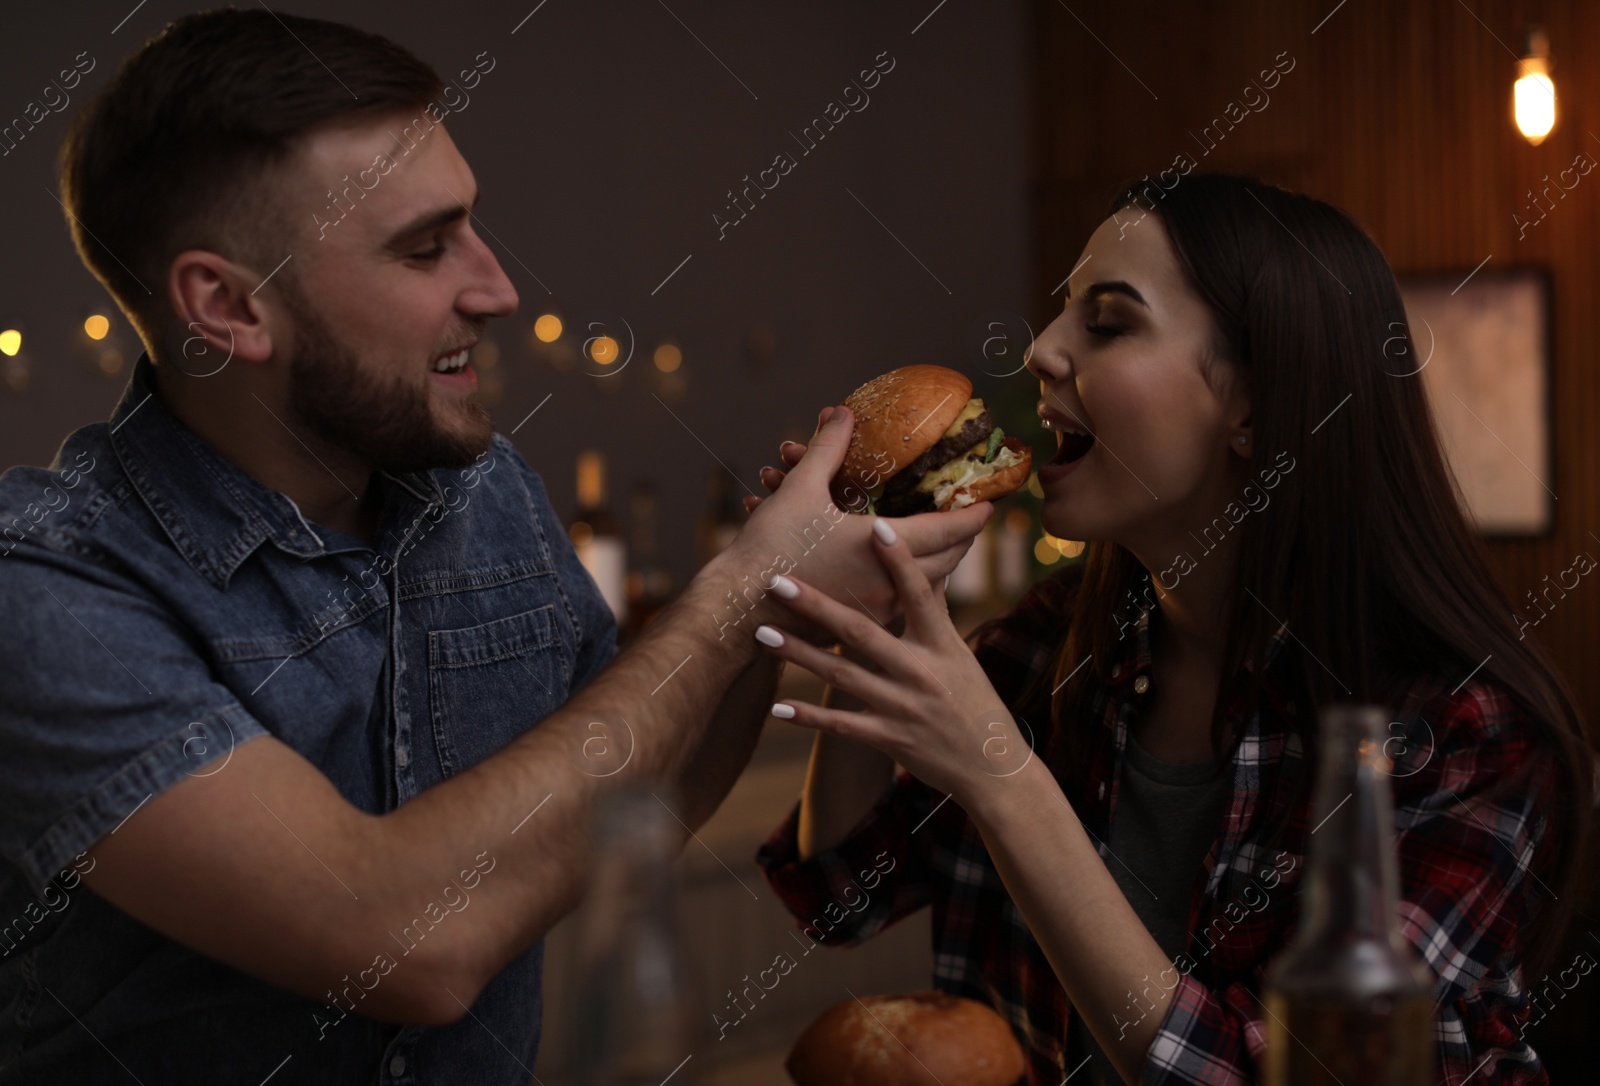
[0,353,617,1083]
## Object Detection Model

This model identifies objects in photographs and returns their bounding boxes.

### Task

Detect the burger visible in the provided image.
[836,365,1032,516]
[786,990,1026,1086]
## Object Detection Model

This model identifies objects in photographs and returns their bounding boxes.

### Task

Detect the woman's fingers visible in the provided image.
[753,623,907,714]
[743,495,763,514]
[769,697,889,750]
[760,465,787,493]
[869,518,945,640]
[768,573,917,684]
[780,440,807,468]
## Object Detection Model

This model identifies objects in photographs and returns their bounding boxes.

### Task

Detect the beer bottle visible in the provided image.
[1263,705,1434,1084]
[570,785,702,1084]
[625,481,674,639]
[570,450,628,626]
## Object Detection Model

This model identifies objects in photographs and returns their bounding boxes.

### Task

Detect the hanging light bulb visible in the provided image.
[1513,26,1556,145]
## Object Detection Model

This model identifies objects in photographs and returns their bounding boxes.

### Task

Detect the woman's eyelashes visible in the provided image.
[1087,322,1124,338]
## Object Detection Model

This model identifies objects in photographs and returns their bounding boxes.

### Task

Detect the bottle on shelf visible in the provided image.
[696,465,745,567]
[1263,704,1434,1084]
[996,507,1032,599]
[571,450,628,626]
[570,785,702,1085]
[944,517,994,606]
[625,481,674,640]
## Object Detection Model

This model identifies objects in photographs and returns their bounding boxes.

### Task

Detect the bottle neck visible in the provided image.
[577,450,608,511]
[1301,707,1401,942]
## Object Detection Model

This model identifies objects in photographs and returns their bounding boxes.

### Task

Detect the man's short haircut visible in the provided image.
[57,8,443,362]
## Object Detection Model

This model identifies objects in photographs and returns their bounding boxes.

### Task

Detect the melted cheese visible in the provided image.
[916,439,990,493]
[865,399,988,507]
[941,397,986,438]
[925,444,1025,509]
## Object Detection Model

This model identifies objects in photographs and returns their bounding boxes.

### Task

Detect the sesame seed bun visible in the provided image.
[786,990,1025,1086]
[839,365,973,494]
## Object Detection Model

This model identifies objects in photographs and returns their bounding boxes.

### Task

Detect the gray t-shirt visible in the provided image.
[1068,728,1229,1084]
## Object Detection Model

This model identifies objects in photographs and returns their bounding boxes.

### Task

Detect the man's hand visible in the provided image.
[725,405,991,631]
[739,406,836,516]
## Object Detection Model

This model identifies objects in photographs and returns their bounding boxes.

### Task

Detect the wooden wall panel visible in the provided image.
[1032,0,1600,728]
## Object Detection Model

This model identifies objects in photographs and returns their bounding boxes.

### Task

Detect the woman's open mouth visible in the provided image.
[1037,429,1094,486]
[1049,430,1095,465]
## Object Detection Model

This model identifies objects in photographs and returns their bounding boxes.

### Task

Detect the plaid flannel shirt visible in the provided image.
[756,564,1560,1085]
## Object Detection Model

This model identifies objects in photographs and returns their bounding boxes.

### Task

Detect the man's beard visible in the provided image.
[282,286,492,473]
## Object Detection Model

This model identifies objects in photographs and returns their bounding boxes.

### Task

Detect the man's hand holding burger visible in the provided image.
[741,365,1033,633]
[725,403,990,637]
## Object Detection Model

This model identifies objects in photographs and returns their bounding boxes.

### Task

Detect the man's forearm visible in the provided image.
[369,546,781,1004]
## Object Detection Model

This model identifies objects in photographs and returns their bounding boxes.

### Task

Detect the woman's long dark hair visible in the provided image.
[1029,172,1591,977]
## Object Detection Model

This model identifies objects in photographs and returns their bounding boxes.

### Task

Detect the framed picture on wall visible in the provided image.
[1396,266,1553,537]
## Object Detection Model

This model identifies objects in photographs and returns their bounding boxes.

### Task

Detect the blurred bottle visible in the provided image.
[571,450,628,626]
[1263,705,1434,1085]
[571,785,702,1086]
[996,507,1031,599]
[945,518,993,605]
[696,465,744,567]
[625,481,674,640]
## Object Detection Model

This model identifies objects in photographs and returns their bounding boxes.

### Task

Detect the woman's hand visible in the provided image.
[754,517,1036,805]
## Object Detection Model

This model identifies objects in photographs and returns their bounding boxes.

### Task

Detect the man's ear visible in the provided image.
[167,250,279,374]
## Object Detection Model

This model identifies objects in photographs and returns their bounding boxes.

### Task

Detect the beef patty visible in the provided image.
[876,407,995,516]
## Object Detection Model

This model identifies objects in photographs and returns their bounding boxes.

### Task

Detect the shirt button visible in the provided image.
[1110,663,1122,679]
[390,1054,406,1076]
[1133,675,1150,695]
[396,745,410,768]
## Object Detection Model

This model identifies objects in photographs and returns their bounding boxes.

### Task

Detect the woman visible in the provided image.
[746,174,1592,1084]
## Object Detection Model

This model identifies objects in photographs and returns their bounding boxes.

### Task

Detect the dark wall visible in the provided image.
[0,0,1032,590]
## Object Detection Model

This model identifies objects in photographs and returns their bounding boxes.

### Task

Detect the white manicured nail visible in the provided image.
[943,574,950,592]
[771,703,797,719]
[873,518,898,546]
[755,625,785,648]
[770,575,799,599]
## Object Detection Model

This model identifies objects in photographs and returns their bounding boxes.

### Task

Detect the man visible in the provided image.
[0,10,989,1083]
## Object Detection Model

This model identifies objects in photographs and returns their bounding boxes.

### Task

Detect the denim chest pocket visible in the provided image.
[427,602,568,777]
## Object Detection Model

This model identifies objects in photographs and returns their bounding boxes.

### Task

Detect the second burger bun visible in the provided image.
[786,990,1025,1086]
